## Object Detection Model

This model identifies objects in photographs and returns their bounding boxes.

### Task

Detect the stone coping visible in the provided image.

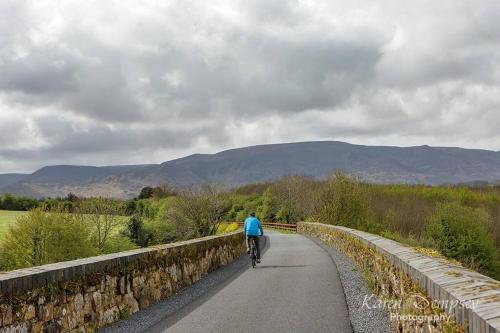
[0,231,243,297]
[298,223,500,333]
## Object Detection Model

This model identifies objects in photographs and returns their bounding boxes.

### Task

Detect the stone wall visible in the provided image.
[0,231,245,332]
[298,222,500,333]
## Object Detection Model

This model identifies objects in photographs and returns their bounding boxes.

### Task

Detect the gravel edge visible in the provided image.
[305,235,394,333]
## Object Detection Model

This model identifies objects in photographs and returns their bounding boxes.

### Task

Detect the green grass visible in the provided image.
[0,210,27,235]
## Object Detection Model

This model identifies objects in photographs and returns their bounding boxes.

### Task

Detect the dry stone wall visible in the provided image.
[0,231,245,332]
[298,222,500,333]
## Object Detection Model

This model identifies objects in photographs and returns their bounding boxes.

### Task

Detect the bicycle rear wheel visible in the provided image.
[250,239,256,268]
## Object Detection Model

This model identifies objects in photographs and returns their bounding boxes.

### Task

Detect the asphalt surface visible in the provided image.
[103,232,353,333]
[306,235,393,333]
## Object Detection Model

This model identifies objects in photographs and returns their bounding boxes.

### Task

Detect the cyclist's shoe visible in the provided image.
[256,259,261,263]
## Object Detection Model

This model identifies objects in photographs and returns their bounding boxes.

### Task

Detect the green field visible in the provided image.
[0,210,27,235]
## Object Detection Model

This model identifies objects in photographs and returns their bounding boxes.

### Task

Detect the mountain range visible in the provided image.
[1,141,500,199]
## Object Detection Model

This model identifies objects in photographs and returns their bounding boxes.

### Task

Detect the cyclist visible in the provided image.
[243,212,263,263]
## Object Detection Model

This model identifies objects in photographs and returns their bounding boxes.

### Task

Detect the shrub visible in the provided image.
[0,207,98,270]
[369,189,435,238]
[317,172,372,229]
[216,222,239,234]
[427,202,499,277]
[127,215,152,247]
[101,235,137,253]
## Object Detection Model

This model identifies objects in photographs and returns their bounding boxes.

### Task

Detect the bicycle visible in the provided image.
[249,237,258,268]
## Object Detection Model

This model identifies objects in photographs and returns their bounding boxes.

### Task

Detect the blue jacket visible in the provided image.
[244,216,263,236]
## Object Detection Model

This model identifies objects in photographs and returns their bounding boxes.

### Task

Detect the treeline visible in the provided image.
[0,192,147,215]
[221,173,500,279]
[2,176,499,279]
[129,176,500,279]
[0,193,98,212]
[0,194,39,211]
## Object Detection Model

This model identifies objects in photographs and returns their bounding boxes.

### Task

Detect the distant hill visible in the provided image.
[2,141,500,198]
[0,173,28,189]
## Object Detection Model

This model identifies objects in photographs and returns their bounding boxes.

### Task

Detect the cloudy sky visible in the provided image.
[1,0,500,173]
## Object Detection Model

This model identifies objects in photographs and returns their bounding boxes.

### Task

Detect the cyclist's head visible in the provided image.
[249,212,256,217]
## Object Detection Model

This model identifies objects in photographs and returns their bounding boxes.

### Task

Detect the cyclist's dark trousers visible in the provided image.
[248,236,261,259]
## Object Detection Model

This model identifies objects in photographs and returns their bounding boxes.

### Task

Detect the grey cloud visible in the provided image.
[238,36,381,112]
[0,112,230,164]
[0,47,78,94]
[237,0,303,25]
[461,1,500,45]
[1,0,386,122]
[133,30,383,122]
[0,26,142,122]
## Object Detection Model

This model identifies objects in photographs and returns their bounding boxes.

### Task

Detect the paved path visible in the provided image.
[104,232,353,333]
[101,232,352,333]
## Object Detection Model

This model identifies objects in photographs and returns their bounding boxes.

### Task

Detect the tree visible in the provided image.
[164,183,230,239]
[138,186,154,199]
[0,207,97,270]
[257,189,280,221]
[151,183,177,198]
[124,199,137,215]
[0,194,38,211]
[65,192,79,202]
[77,198,126,252]
[1,194,16,210]
[268,175,319,223]
[127,215,152,247]
[318,172,372,229]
